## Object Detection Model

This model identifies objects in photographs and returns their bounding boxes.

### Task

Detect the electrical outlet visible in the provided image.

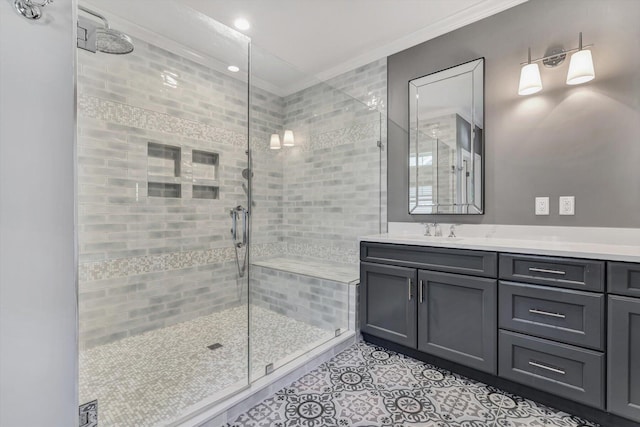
[535,197,549,215]
[559,196,575,215]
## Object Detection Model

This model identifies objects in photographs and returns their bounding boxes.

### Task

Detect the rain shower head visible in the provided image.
[78,5,134,55]
[96,27,134,55]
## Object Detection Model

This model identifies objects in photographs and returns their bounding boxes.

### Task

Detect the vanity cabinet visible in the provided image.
[498,253,606,409]
[360,242,498,373]
[360,241,640,424]
[418,271,497,373]
[608,286,640,421]
[360,262,417,347]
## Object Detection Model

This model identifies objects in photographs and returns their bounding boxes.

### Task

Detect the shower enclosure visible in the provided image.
[76,1,385,425]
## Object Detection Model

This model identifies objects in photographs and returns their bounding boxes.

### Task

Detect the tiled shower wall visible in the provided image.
[77,37,284,348]
[280,59,388,264]
[78,32,387,347]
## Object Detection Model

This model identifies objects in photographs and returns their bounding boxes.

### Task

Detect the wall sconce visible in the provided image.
[269,134,281,150]
[269,130,295,150]
[518,48,543,96]
[282,130,295,147]
[518,32,595,95]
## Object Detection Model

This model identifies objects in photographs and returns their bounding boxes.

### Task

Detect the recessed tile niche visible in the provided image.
[148,182,182,198]
[147,142,181,198]
[146,142,219,199]
[192,150,218,181]
[148,142,181,177]
[191,150,219,200]
[193,185,219,200]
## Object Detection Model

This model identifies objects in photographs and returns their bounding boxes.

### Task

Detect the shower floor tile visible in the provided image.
[79,305,334,427]
[228,341,600,427]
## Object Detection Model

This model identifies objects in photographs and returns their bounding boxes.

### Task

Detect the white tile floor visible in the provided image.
[79,305,334,427]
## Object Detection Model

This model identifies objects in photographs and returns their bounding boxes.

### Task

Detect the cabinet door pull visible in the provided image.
[528,360,566,375]
[419,279,424,303]
[528,309,566,319]
[407,278,412,301]
[528,267,566,275]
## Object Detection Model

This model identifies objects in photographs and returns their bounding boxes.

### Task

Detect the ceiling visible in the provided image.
[181,0,527,93]
[83,0,527,96]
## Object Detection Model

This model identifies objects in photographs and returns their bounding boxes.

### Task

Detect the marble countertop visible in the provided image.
[359,233,640,263]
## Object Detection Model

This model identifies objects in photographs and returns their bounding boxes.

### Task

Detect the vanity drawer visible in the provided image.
[499,254,604,292]
[499,330,604,409]
[608,262,640,298]
[360,242,497,278]
[499,281,604,350]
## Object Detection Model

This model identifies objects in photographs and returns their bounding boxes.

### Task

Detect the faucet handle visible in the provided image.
[421,222,431,236]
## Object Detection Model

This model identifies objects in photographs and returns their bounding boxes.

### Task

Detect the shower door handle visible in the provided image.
[241,208,249,246]
[230,209,238,242]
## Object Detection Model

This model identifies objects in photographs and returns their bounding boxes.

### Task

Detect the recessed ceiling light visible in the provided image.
[234,18,250,31]
[227,65,240,73]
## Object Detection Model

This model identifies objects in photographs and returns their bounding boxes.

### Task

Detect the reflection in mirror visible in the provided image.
[409,58,484,214]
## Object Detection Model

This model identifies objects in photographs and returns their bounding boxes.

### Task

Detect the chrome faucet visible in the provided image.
[433,222,442,237]
[421,223,431,236]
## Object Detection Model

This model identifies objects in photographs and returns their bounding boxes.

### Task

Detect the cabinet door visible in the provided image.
[360,262,417,348]
[608,295,640,422]
[418,270,497,373]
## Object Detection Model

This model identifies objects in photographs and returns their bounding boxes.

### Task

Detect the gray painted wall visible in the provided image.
[0,1,77,426]
[388,0,640,227]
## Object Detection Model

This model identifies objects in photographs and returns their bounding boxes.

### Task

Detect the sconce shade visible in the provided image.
[518,63,543,96]
[270,133,281,150]
[566,49,595,85]
[283,130,295,147]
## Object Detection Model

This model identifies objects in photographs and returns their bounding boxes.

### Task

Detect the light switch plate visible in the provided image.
[559,196,575,215]
[535,197,549,215]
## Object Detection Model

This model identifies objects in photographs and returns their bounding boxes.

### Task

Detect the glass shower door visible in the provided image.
[76,2,250,425]
[247,45,385,381]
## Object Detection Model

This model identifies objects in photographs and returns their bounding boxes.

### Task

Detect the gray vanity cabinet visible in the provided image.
[417,270,497,373]
[360,262,417,348]
[608,295,640,422]
[360,242,498,372]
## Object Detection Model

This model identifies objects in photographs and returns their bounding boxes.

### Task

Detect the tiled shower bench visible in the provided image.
[250,256,359,334]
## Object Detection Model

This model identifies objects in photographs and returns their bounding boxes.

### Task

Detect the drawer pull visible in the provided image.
[408,278,412,301]
[528,267,566,275]
[528,309,566,319]
[419,279,424,303]
[528,360,566,375]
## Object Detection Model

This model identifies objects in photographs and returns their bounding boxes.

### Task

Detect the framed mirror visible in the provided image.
[408,58,484,215]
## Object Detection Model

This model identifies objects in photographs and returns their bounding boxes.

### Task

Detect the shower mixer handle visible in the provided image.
[241,206,248,247]
[230,209,238,242]
[230,206,249,247]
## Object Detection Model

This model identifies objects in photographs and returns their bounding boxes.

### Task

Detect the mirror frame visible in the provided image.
[407,57,485,215]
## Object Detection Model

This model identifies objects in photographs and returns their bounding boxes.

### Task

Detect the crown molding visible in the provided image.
[280,0,528,96]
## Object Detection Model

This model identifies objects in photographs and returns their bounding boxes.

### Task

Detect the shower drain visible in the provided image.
[207,343,223,350]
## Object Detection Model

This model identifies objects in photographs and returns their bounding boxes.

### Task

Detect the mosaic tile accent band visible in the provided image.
[79,94,382,154]
[78,94,248,149]
[79,242,361,282]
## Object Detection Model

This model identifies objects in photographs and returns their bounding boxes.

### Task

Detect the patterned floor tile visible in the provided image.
[228,341,600,427]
